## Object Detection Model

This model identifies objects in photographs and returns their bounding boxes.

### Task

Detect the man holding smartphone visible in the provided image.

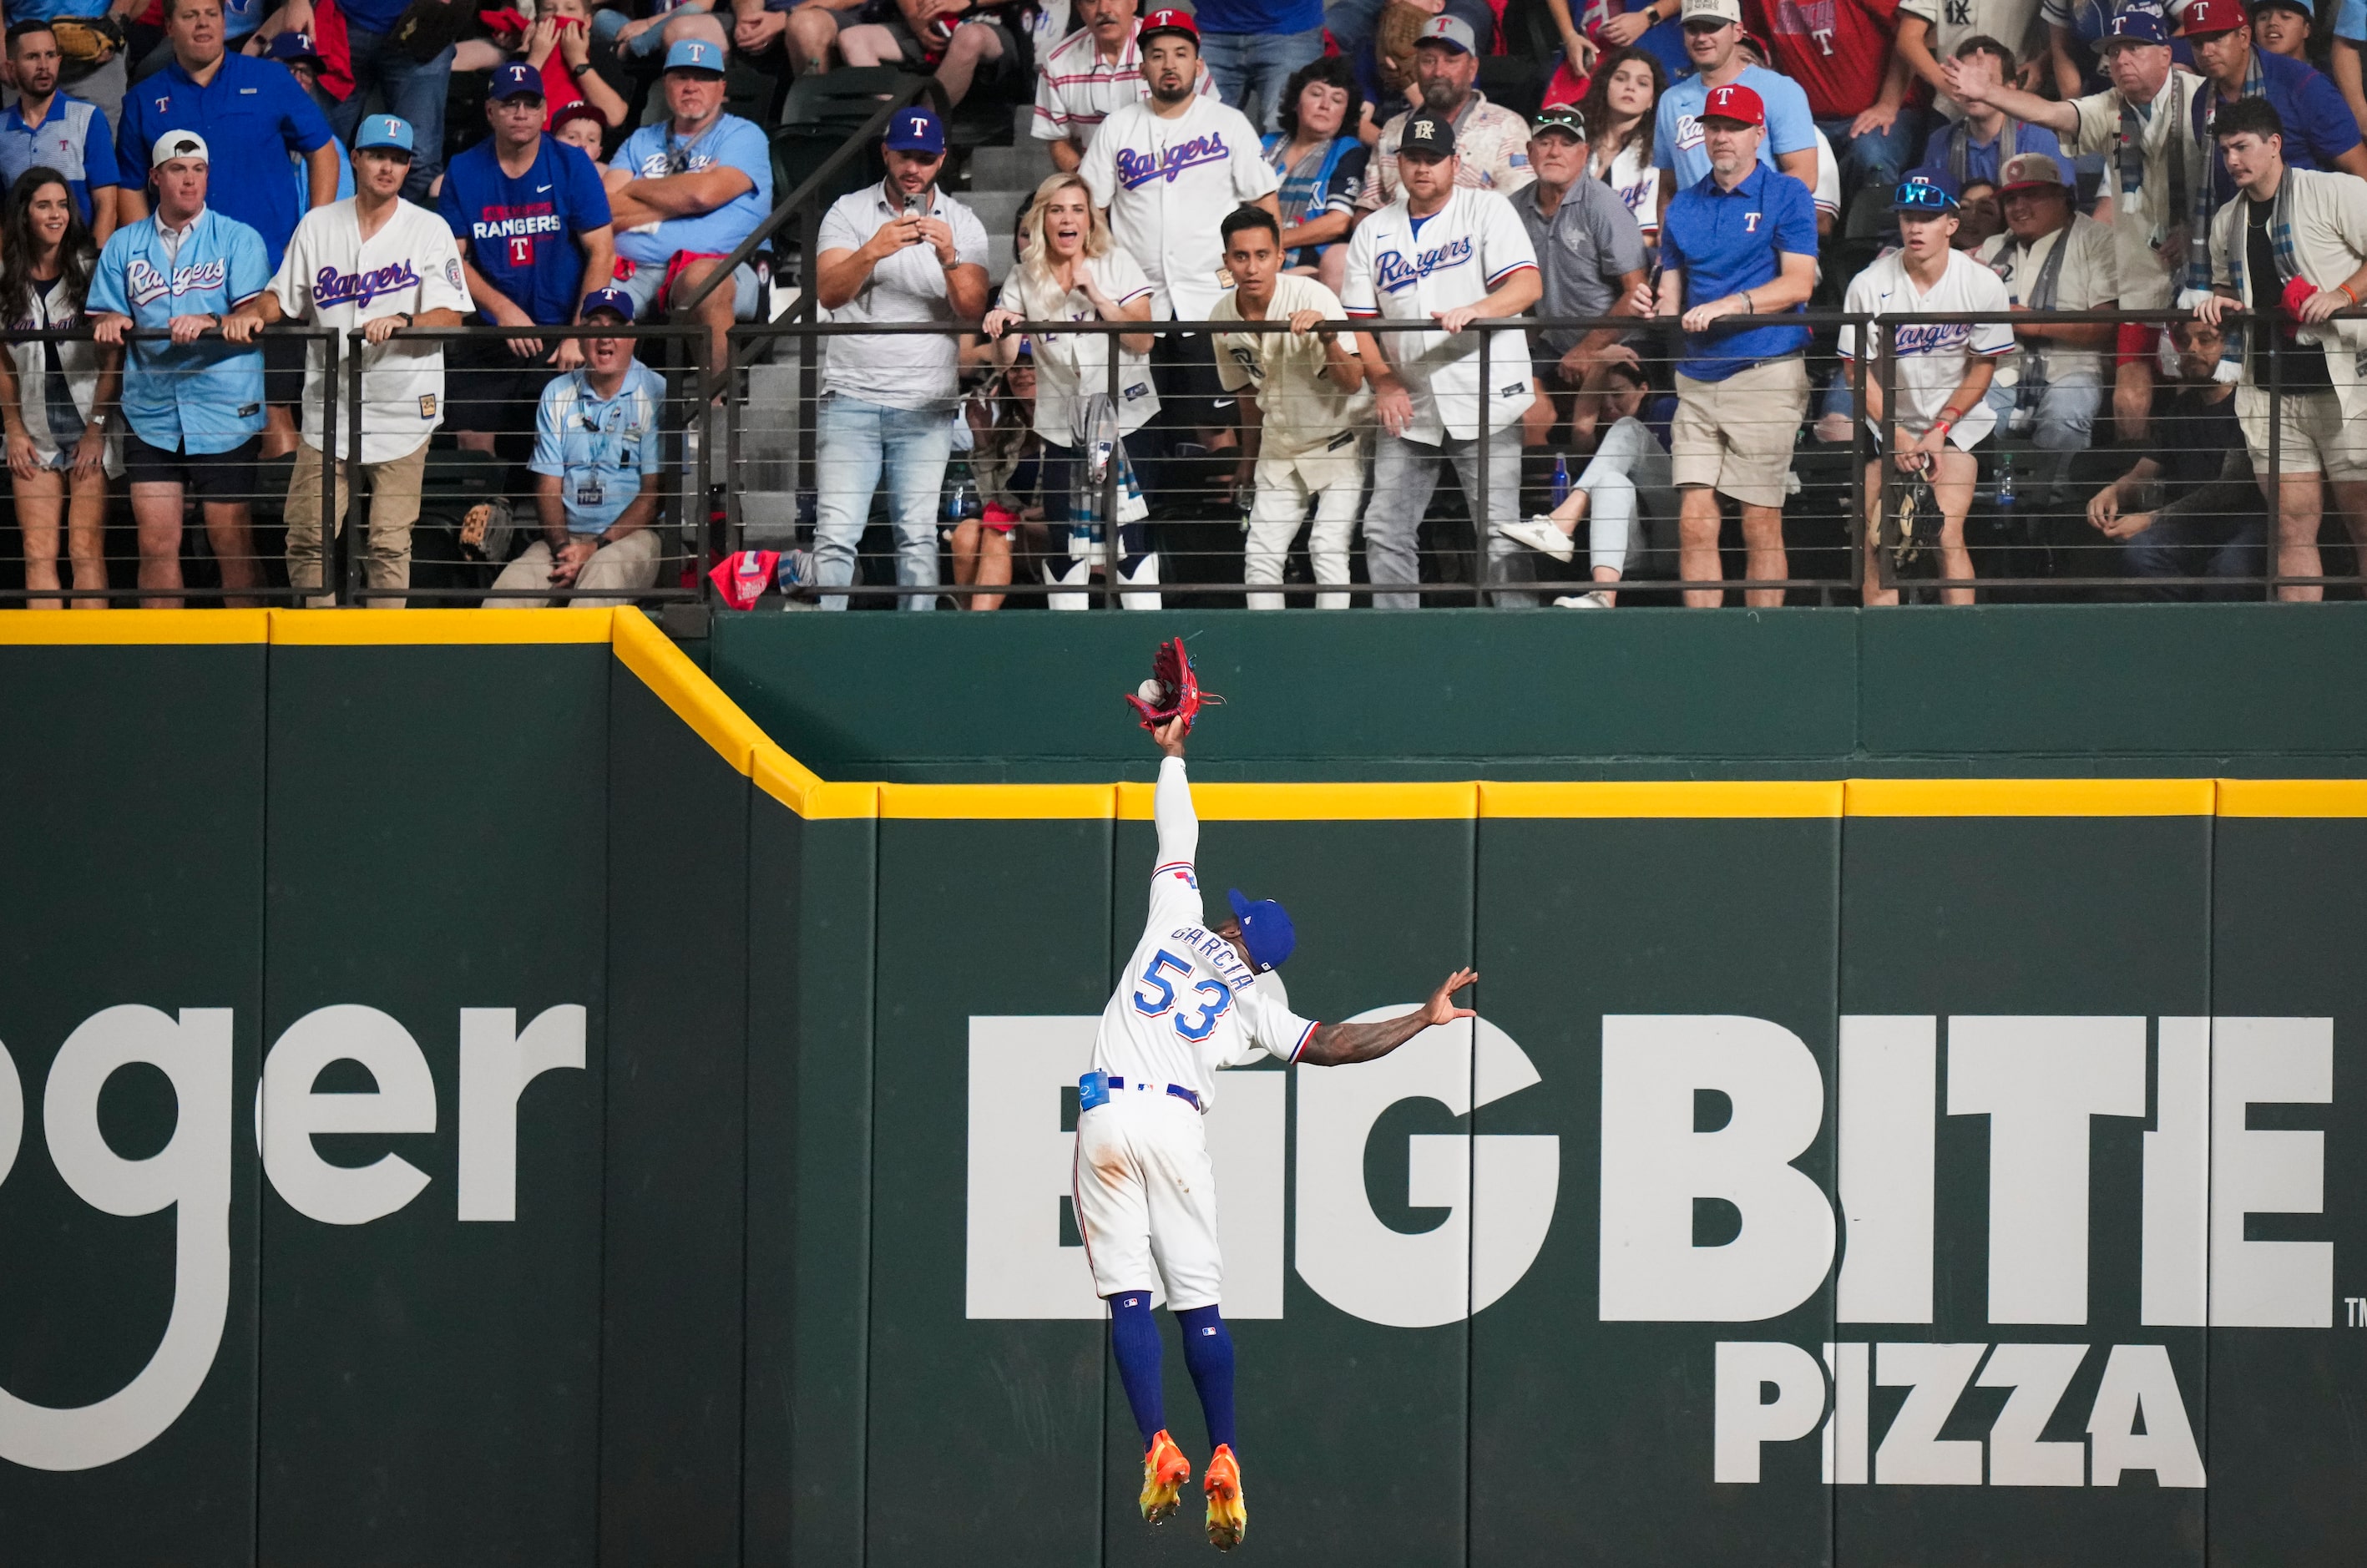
[811,104,990,608]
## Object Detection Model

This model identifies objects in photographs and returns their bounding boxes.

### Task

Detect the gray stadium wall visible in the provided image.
[2,605,2364,1566]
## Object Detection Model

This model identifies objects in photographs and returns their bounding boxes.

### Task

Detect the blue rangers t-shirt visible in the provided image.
[0,94,120,225]
[86,206,271,453]
[117,50,335,271]
[439,134,613,325]
[612,113,771,268]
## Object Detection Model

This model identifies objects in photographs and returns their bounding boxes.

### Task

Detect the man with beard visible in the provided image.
[1356,16,1534,210]
[0,19,120,239]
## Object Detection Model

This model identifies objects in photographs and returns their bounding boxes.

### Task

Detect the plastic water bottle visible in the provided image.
[1994,453,2017,516]
[1550,455,1570,508]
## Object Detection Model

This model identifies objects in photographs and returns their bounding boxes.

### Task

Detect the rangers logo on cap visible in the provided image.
[1701,83,1766,127]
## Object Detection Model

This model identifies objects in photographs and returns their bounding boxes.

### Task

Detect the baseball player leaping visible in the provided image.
[1085,712,1477,1551]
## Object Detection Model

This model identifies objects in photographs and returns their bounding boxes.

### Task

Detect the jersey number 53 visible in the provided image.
[1131,950,1233,1042]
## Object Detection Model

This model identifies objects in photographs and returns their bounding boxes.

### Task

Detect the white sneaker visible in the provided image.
[1553,590,1612,609]
[1499,514,1575,563]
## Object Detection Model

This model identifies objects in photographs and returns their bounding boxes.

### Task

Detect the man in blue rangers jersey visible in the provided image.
[484,286,665,606]
[1082,710,1478,1552]
[0,20,123,240]
[438,62,615,471]
[88,129,270,606]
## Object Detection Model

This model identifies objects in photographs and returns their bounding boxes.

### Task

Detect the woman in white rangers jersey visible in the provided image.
[1083,712,1477,1552]
[1838,174,2017,605]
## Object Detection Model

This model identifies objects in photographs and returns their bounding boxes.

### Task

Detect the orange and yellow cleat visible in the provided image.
[1140,1429,1191,1525]
[1204,1444,1246,1551]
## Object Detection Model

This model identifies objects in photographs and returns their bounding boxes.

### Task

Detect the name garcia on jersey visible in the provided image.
[1113,132,1232,190]
[1373,235,1474,294]
[124,256,227,306]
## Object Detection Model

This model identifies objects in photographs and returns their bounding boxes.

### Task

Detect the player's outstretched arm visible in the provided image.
[1153,713,1186,759]
[1297,967,1477,1066]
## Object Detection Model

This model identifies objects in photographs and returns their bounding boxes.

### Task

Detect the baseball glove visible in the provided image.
[48,16,121,64]
[1123,636,1223,735]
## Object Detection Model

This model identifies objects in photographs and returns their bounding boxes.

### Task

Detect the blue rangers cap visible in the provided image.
[267,29,322,64]
[1892,169,1959,212]
[665,37,726,72]
[2099,8,2169,47]
[488,61,544,100]
[883,104,946,154]
[1226,888,1296,973]
[581,286,637,322]
[355,114,416,155]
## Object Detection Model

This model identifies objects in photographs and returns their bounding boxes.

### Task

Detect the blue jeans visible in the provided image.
[591,7,670,60]
[2125,510,2264,599]
[1816,110,1919,196]
[331,26,453,199]
[812,393,951,609]
[1200,26,1325,134]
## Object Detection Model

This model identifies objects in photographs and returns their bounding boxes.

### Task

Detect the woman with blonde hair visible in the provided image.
[981,172,1162,604]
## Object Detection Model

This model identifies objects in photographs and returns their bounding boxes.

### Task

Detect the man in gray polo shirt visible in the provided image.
[812,104,990,608]
[1509,105,1650,450]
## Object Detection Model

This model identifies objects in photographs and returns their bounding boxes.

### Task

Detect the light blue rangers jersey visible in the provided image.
[87,206,270,454]
[530,359,665,534]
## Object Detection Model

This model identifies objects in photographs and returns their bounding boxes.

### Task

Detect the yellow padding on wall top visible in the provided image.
[0,609,271,643]
[271,608,618,644]
[2217,779,2367,817]
[1115,780,1481,821]
[1846,776,2217,817]
[1479,781,1844,818]
[882,783,1117,819]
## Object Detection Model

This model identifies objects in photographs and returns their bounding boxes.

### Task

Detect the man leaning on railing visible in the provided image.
[2192,95,2367,604]
[811,104,989,609]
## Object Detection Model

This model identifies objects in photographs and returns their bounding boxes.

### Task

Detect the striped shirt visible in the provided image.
[1031,24,1216,148]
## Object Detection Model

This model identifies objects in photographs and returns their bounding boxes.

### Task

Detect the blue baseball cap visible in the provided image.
[355,114,415,155]
[2100,8,2169,47]
[581,286,637,322]
[489,61,544,100]
[267,29,321,63]
[1892,169,1959,212]
[1226,888,1296,973]
[883,104,946,154]
[665,37,726,72]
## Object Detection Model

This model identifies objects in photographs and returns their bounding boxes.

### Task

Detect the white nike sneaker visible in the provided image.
[1553,590,1612,609]
[1498,514,1575,563]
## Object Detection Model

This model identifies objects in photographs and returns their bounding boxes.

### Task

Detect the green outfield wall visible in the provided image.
[3,607,2366,1567]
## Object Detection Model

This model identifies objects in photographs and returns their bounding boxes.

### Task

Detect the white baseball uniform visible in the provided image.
[1078,94,1280,321]
[271,195,473,463]
[1074,756,1316,1310]
[1341,186,1539,444]
[1837,248,2017,449]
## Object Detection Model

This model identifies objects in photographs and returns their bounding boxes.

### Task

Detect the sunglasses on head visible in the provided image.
[1894,180,1956,212]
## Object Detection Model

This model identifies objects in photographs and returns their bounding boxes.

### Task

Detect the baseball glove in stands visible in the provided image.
[1124,637,1224,735]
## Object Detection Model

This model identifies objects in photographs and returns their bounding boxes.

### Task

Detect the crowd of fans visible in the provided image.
[5,0,2367,605]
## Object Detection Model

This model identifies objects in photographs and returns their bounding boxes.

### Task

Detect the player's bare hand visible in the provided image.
[1421,967,1479,1027]
[1287,307,1327,336]
[90,311,129,347]
[167,312,215,345]
[1152,714,1188,757]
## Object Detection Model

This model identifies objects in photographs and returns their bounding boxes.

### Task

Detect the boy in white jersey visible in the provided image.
[1084,712,1477,1551]
[1838,173,2017,605]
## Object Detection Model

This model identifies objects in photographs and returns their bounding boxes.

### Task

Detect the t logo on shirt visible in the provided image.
[510,235,535,268]
[1745,210,1763,231]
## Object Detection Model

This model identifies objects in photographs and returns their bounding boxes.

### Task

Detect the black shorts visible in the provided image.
[1149,331,1232,433]
[124,431,262,499]
[263,332,306,407]
[443,332,555,438]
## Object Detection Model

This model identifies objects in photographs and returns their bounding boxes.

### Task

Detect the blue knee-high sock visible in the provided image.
[1173,1305,1237,1456]
[1108,1292,1166,1452]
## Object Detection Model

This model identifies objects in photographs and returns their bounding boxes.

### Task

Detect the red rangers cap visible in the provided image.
[2179,0,2247,35]
[1137,8,1198,43]
[1700,82,1766,128]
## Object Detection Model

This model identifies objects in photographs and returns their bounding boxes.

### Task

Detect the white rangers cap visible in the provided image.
[150,129,210,166]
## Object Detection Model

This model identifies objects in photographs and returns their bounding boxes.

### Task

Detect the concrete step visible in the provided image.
[962,185,1029,237]
[1012,102,1035,138]
[971,140,1055,190]
[736,362,803,532]
[988,232,1015,279]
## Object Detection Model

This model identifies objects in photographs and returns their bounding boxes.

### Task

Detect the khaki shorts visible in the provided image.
[1672,356,1811,509]
[2235,384,2367,483]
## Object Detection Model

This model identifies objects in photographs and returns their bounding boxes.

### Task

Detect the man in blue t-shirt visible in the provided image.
[87,129,271,605]
[1651,0,1818,225]
[607,38,773,382]
[439,62,617,460]
[0,19,122,239]
[1652,80,1816,609]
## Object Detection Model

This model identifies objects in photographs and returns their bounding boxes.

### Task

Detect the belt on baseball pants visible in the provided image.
[1079,1070,1201,1113]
